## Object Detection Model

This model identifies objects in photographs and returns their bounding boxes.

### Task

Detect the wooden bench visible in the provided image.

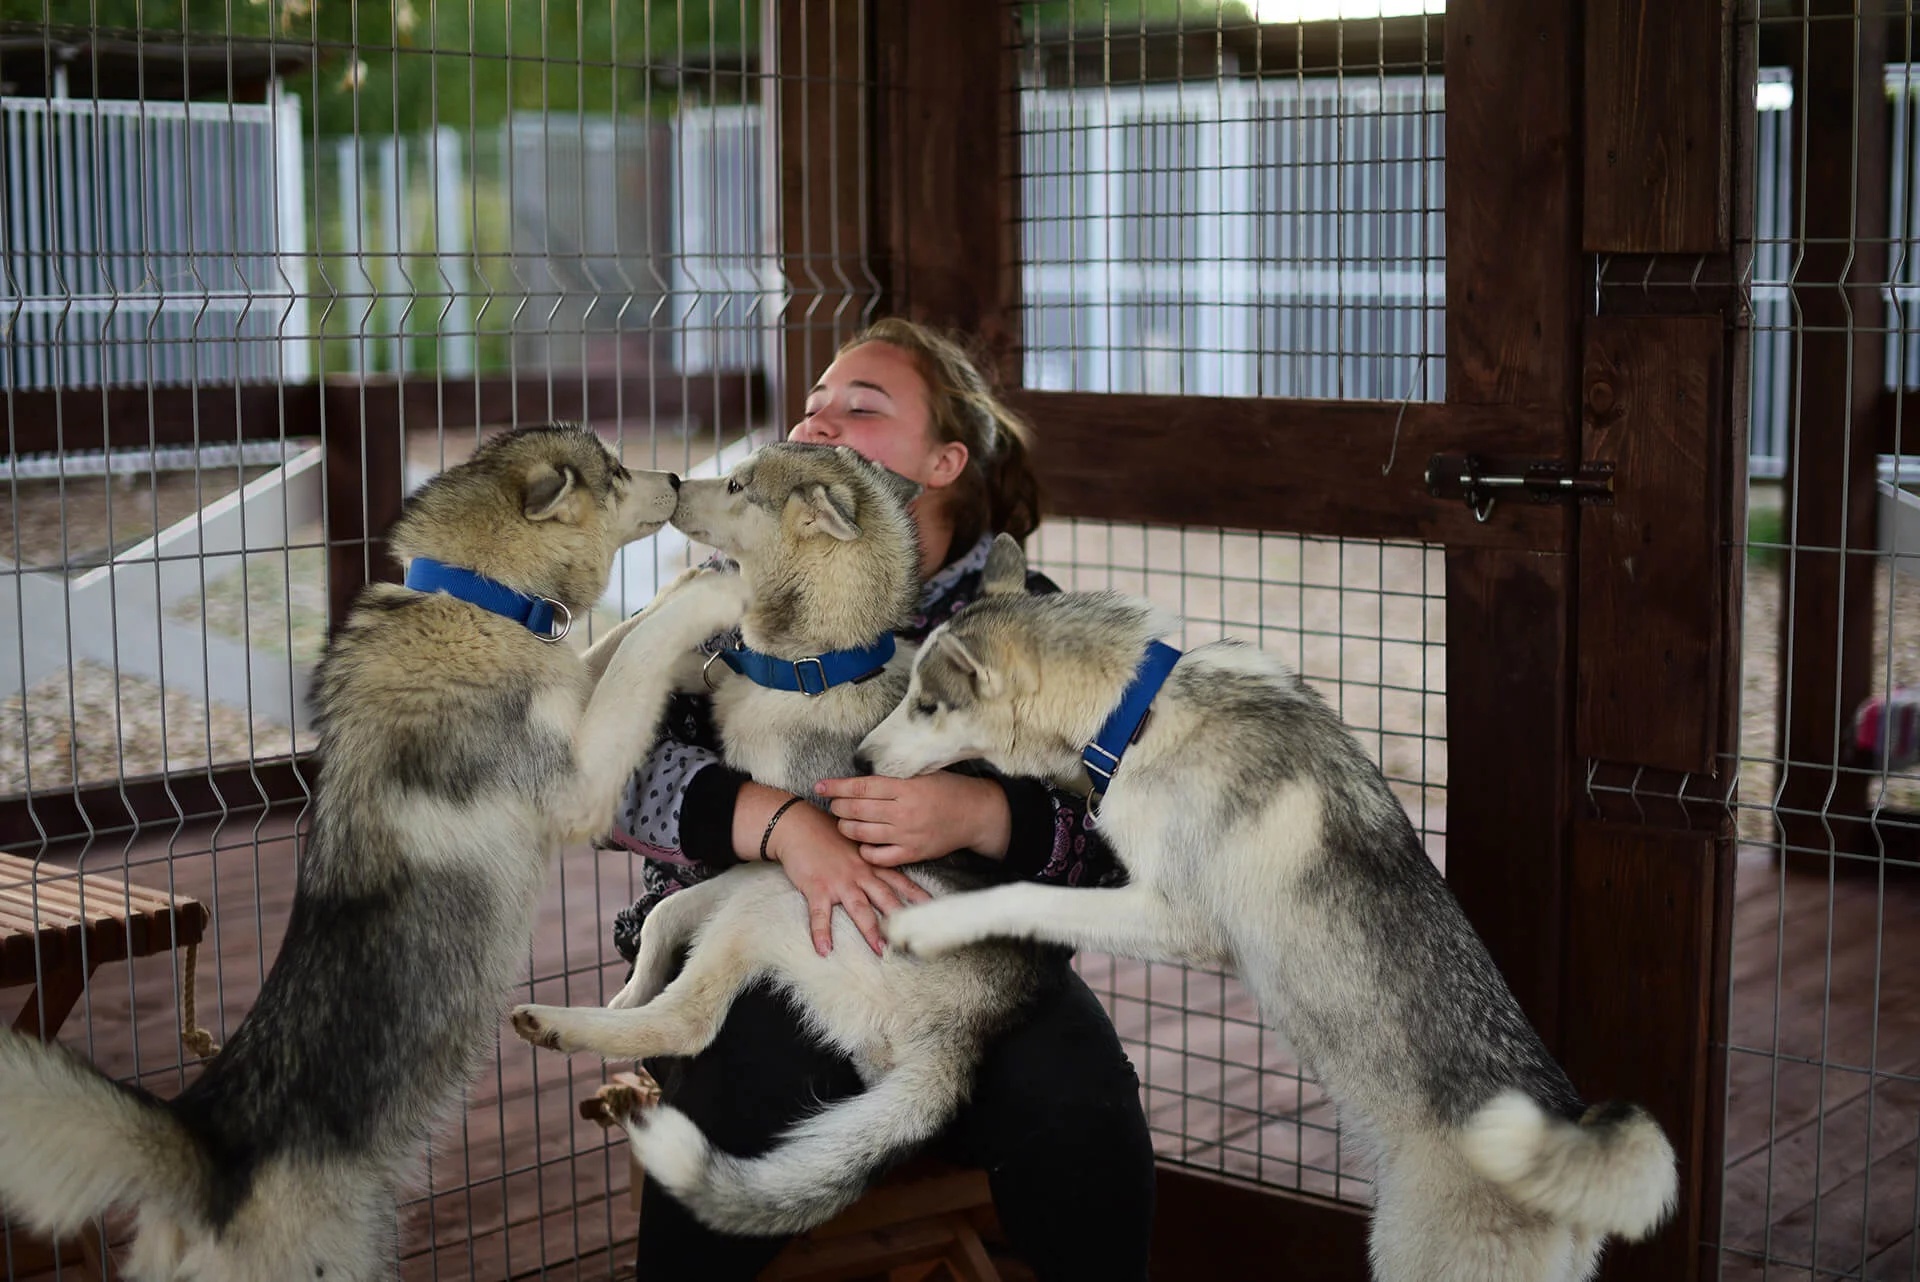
[581,1072,1007,1282]
[0,851,213,1279]
[0,851,212,1040]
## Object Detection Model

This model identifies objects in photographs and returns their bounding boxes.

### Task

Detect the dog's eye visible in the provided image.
[726,478,743,495]
[914,700,938,718]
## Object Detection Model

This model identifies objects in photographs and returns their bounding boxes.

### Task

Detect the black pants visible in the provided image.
[633,961,1156,1282]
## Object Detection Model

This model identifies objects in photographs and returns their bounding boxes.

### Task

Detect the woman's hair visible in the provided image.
[838,317,1042,548]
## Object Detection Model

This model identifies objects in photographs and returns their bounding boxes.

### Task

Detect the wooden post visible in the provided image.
[772,0,875,428]
[1776,2,1888,863]
[323,380,408,635]
[1570,2,1744,1277]
[1441,0,1582,1054]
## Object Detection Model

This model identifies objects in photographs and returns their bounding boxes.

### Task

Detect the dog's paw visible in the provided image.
[668,568,753,636]
[881,903,967,960]
[580,1071,663,1128]
[509,1004,575,1053]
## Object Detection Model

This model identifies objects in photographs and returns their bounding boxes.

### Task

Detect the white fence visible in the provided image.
[0,86,309,390]
[1019,77,1446,402]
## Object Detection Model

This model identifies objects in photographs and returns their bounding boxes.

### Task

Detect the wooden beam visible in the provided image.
[0,758,312,852]
[322,383,409,636]
[1,370,769,457]
[1562,826,1718,1280]
[1148,1166,1367,1280]
[2,384,319,455]
[1578,316,1729,773]
[1583,0,1729,253]
[1014,390,1572,550]
[1444,549,1572,1048]
[1441,0,1581,1101]
[870,0,1021,379]
[1444,0,1582,416]
[774,0,875,428]
[1776,2,1888,861]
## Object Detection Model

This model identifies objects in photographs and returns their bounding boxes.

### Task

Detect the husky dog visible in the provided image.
[0,425,750,1282]
[509,442,1045,1237]
[859,534,1678,1282]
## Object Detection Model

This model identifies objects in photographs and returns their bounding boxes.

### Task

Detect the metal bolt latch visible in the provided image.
[1424,454,1616,523]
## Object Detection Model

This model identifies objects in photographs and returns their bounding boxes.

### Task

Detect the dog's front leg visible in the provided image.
[884,884,1193,964]
[558,571,752,843]
[579,564,714,685]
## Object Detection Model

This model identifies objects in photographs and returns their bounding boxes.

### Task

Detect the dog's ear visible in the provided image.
[796,482,861,541]
[937,632,1001,698]
[981,532,1027,596]
[523,463,580,522]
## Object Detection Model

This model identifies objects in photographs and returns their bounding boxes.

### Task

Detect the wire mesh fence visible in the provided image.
[18,0,1920,1278]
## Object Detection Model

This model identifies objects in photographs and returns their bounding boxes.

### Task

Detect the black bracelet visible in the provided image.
[760,796,805,863]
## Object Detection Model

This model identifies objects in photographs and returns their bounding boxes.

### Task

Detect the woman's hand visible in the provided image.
[763,799,931,956]
[814,772,1013,867]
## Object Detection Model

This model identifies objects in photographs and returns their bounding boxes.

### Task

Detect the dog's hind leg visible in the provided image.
[608,875,733,1010]
[511,934,754,1060]
[883,883,1196,964]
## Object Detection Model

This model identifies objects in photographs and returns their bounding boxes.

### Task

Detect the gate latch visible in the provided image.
[1423,454,1615,523]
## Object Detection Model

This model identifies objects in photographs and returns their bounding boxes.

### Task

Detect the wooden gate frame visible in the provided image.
[827,2,1749,1278]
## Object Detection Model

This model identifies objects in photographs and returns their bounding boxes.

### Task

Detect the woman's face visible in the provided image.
[788,341,967,493]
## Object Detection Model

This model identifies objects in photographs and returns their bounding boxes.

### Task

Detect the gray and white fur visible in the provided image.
[860,533,1679,1282]
[0,425,750,1281]
[509,443,1045,1237]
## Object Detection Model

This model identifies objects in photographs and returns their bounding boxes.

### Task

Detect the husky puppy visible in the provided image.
[859,534,1679,1282]
[509,442,1045,1237]
[0,425,750,1282]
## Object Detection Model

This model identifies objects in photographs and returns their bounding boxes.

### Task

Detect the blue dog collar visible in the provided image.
[404,557,570,641]
[1082,639,1182,798]
[715,633,897,696]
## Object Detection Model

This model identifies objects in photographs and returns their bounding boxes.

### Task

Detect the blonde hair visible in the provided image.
[837,318,1042,549]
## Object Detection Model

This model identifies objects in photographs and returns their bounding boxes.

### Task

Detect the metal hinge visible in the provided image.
[1424,454,1616,523]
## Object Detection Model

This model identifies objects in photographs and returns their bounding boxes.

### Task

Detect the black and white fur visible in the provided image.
[860,534,1679,1282]
[509,443,1047,1237]
[0,425,749,1281]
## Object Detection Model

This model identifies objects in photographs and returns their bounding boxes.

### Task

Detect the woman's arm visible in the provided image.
[732,781,930,957]
[817,771,1123,888]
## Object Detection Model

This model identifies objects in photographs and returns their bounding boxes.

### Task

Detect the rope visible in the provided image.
[180,942,222,1060]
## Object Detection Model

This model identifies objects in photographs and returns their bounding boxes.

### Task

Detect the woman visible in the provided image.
[608,318,1155,1281]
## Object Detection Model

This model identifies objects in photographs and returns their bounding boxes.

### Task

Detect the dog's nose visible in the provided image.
[666,473,681,490]
[853,751,876,776]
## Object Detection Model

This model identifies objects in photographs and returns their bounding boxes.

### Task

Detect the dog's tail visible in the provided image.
[0,1029,207,1237]
[624,1052,966,1236]
[1460,1089,1678,1240]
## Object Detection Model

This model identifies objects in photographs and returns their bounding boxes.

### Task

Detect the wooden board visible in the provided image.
[1013,390,1571,551]
[870,1,1021,378]
[1443,549,1572,1049]
[1563,825,1717,1282]
[1149,1166,1368,1281]
[1583,0,1728,253]
[1578,315,1727,773]
[775,0,873,429]
[1444,0,1581,411]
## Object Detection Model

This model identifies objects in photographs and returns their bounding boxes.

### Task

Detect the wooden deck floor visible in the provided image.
[4,822,1916,1280]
